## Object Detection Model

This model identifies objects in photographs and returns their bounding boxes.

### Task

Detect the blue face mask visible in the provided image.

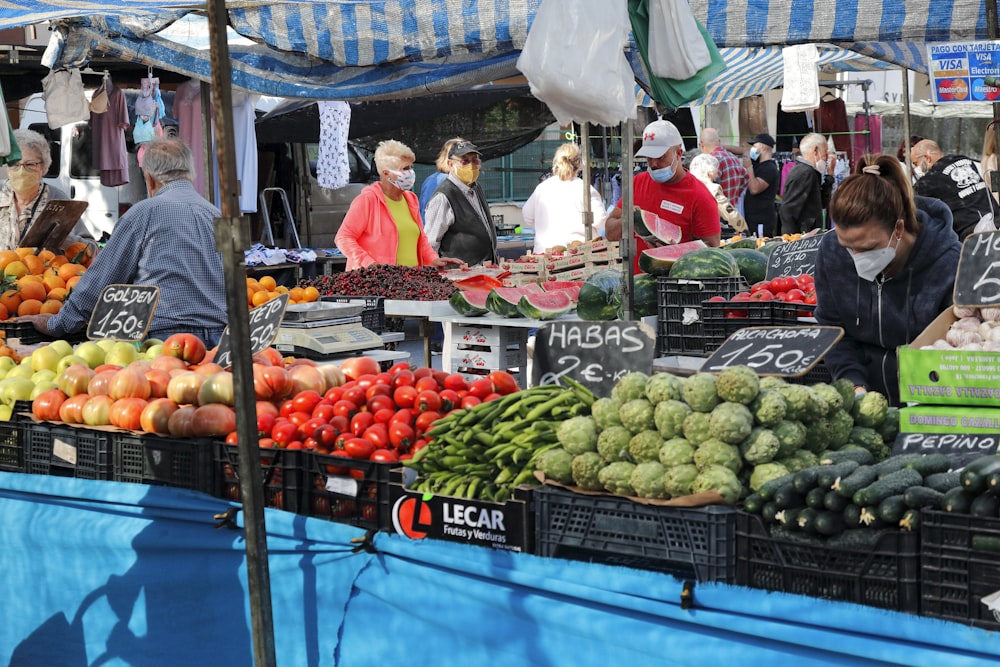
[749,147,760,161]
[648,156,675,183]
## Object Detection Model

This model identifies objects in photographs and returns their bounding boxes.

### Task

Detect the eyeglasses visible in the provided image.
[10,161,42,172]
[453,157,481,166]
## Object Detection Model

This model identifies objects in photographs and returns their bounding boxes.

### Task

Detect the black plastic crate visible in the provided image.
[786,361,833,385]
[735,512,920,613]
[320,295,386,333]
[114,432,215,494]
[0,320,46,345]
[300,452,392,530]
[23,421,112,480]
[772,301,817,323]
[701,300,775,353]
[534,486,736,582]
[920,510,1000,631]
[0,419,22,472]
[656,276,747,357]
[214,443,303,513]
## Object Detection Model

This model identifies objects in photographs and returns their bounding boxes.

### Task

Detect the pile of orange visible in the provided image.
[0,244,92,320]
[246,275,320,308]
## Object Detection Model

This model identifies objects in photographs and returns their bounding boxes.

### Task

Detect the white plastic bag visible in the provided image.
[41,68,90,129]
[516,0,635,127]
[647,0,711,80]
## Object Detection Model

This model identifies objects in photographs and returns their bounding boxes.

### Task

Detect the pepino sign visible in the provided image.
[928,41,1000,103]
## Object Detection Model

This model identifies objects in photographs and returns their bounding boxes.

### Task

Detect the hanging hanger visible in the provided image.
[822,89,836,101]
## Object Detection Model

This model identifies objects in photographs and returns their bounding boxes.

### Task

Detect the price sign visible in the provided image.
[87,284,159,341]
[764,233,824,280]
[702,325,843,376]
[532,320,655,397]
[214,292,289,369]
[953,231,1000,307]
[892,432,998,469]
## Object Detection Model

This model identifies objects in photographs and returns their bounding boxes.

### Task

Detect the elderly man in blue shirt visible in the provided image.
[22,138,228,346]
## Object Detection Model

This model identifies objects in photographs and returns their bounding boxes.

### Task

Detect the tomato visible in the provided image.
[370,449,399,463]
[438,389,460,412]
[804,291,817,305]
[344,437,376,459]
[367,394,395,414]
[257,411,277,436]
[144,368,171,399]
[706,295,726,302]
[749,289,774,301]
[725,309,749,318]
[483,392,502,402]
[415,390,442,413]
[109,367,152,401]
[487,370,519,395]
[313,424,339,450]
[225,431,239,444]
[323,449,352,475]
[197,371,235,406]
[58,364,96,397]
[141,397,180,434]
[166,404,197,437]
[468,378,494,400]
[414,376,440,393]
[731,292,753,302]
[365,383,392,402]
[341,385,365,407]
[288,410,312,427]
[279,399,296,419]
[324,386,345,403]
[769,276,795,293]
[271,421,301,447]
[254,364,291,401]
[109,397,149,431]
[354,374,377,390]
[460,395,482,410]
[332,399,357,419]
[795,273,815,290]
[329,414,349,433]
[190,403,236,438]
[291,390,323,414]
[32,388,68,422]
[162,333,207,364]
[350,411,375,436]
[442,373,468,392]
[390,408,413,426]
[413,367,434,380]
[362,424,390,449]
[414,410,441,434]
[311,401,335,422]
[387,361,411,374]
[58,393,91,425]
[300,417,327,439]
[388,422,415,451]
[392,385,418,409]
[339,356,380,381]
[782,288,806,303]
[303,436,319,451]
[749,280,772,294]
[390,369,415,388]
[371,407,395,425]
[286,440,305,450]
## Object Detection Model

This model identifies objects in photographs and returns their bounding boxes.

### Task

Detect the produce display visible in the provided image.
[0,245,92,320]
[706,273,817,317]
[448,282,582,320]
[300,265,459,301]
[919,305,1000,351]
[246,275,320,307]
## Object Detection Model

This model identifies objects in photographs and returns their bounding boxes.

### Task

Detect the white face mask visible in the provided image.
[852,228,901,282]
[748,147,760,161]
[388,168,415,191]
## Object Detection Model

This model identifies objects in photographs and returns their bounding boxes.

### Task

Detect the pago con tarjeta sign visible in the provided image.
[928,41,1000,103]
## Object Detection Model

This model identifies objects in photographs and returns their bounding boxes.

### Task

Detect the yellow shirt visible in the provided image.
[384,194,420,266]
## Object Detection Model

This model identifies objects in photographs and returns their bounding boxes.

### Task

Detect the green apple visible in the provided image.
[31,369,57,385]
[30,380,58,399]
[2,377,36,403]
[104,341,139,368]
[74,341,106,369]
[31,345,63,373]
[0,356,17,377]
[47,339,74,358]
[55,354,89,373]
[7,364,35,380]
[96,339,117,353]
[144,343,164,360]
[0,404,12,422]
[141,337,164,352]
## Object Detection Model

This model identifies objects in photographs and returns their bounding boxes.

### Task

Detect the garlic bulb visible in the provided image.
[946,328,984,347]
[981,307,1000,323]
[983,341,1000,352]
[953,316,982,331]
[979,321,994,339]
[953,306,978,319]
[961,342,984,351]
[989,327,1000,344]
[931,339,955,350]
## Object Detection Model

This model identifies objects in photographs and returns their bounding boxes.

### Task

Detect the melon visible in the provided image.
[519,282,545,294]
[577,269,623,321]
[668,247,740,280]
[634,208,682,244]
[486,287,535,317]
[759,240,783,258]
[726,248,769,285]
[543,280,584,292]
[449,289,490,316]
[637,240,708,276]
[632,273,658,318]
[517,291,574,320]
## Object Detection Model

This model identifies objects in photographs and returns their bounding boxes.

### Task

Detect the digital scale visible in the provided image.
[272,302,385,359]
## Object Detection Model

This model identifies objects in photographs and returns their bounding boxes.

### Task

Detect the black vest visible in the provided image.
[435,179,497,266]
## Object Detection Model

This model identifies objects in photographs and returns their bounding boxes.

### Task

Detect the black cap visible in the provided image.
[449,141,480,158]
[747,133,775,148]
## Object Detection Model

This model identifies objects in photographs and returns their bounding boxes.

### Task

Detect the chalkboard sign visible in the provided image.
[532,320,655,397]
[892,432,998,469]
[701,325,843,376]
[20,200,89,250]
[87,284,159,341]
[214,292,289,369]
[953,230,1000,307]
[764,233,825,280]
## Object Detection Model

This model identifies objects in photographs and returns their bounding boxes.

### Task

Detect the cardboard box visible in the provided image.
[546,254,586,271]
[895,405,1000,468]
[898,309,1000,406]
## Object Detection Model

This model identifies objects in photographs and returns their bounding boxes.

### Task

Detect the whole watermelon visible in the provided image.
[759,240,783,258]
[724,238,758,249]
[726,248,769,285]
[668,247,740,279]
[577,269,623,321]
[618,273,657,319]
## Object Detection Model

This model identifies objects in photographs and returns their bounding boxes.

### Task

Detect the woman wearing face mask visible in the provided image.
[814,153,960,406]
[335,139,462,271]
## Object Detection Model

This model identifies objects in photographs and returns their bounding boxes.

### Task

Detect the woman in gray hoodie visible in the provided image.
[815,153,961,406]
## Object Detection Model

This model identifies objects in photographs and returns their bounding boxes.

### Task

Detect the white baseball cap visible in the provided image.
[636,120,683,158]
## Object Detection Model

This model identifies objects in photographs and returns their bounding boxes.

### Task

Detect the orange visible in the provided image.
[14,247,33,259]
[302,286,320,302]
[0,250,19,270]
[36,249,55,264]
[64,242,93,266]
[17,299,42,316]
[22,254,45,275]
[258,275,277,291]
[288,287,305,303]
[65,275,82,290]
[0,303,8,320]
[57,263,86,282]
[17,280,46,302]
[274,285,288,295]
[0,290,21,315]
[4,261,28,279]
[251,290,271,307]
[49,255,68,268]
[42,273,65,292]
[45,287,68,302]
[39,299,62,315]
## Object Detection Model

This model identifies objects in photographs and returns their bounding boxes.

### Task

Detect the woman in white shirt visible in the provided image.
[522,142,606,253]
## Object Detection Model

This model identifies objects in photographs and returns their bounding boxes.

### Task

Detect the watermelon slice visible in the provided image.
[449,289,490,316]
[486,287,536,317]
[634,209,683,245]
[519,282,545,294]
[638,240,708,276]
[517,291,574,320]
[542,280,584,292]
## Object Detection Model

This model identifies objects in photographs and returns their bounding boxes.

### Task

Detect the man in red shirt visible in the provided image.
[606,119,721,268]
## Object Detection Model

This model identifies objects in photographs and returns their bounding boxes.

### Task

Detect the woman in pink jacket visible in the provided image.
[336,140,463,270]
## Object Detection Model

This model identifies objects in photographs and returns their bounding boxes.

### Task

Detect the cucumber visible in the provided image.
[960,455,1000,495]
[858,506,885,528]
[972,535,1000,552]
[769,524,823,545]
[940,487,974,513]
[793,467,822,494]
[805,486,827,510]
[820,449,875,466]
[761,501,780,523]
[924,471,962,493]
[743,492,765,514]
[834,465,878,498]
[814,510,845,537]
[828,528,888,550]
[970,492,1000,518]
[903,486,944,510]
[842,504,863,529]
[796,507,820,534]
[773,484,805,510]
[903,453,952,477]
[988,469,1000,494]
[758,472,798,501]
[852,468,923,506]
[823,489,849,513]
[877,494,908,524]
[775,507,801,528]
[899,508,920,532]
[873,453,927,478]
[817,460,860,490]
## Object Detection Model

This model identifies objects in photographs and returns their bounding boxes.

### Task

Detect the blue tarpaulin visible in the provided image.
[1,472,998,666]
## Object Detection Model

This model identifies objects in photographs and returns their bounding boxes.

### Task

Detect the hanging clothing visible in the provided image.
[738,96,768,142]
[317,101,351,190]
[90,79,129,188]
[775,102,811,153]
[173,79,208,197]
[231,91,259,214]
[781,44,820,112]
[852,114,881,165]
[0,84,18,163]
[817,97,850,159]
[703,103,734,143]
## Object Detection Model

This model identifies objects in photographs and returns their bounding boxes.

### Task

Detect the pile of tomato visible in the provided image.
[239,361,520,465]
[708,273,817,318]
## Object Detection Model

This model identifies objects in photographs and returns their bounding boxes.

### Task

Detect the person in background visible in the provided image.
[336,139,462,271]
[698,127,748,208]
[982,121,1000,206]
[911,139,995,240]
[815,153,960,406]
[605,119,720,261]
[778,132,837,234]
[897,134,924,185]
[20,138,228,346]
[419,137,464,221]
[741,133,780,237]
[688,153,748,235]
[423,140,497,266]
[0,128,95,252]
[521,142,607,253]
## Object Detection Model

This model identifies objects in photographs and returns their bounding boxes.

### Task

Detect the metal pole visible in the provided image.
[988,0,1000,200]
[902,68,913,180]
[621,120,634,320]
[581,124,593,241]
[206,1,276,665]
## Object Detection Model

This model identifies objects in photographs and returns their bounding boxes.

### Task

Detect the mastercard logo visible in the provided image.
[392,495,433,539]
[938,78,970,101]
